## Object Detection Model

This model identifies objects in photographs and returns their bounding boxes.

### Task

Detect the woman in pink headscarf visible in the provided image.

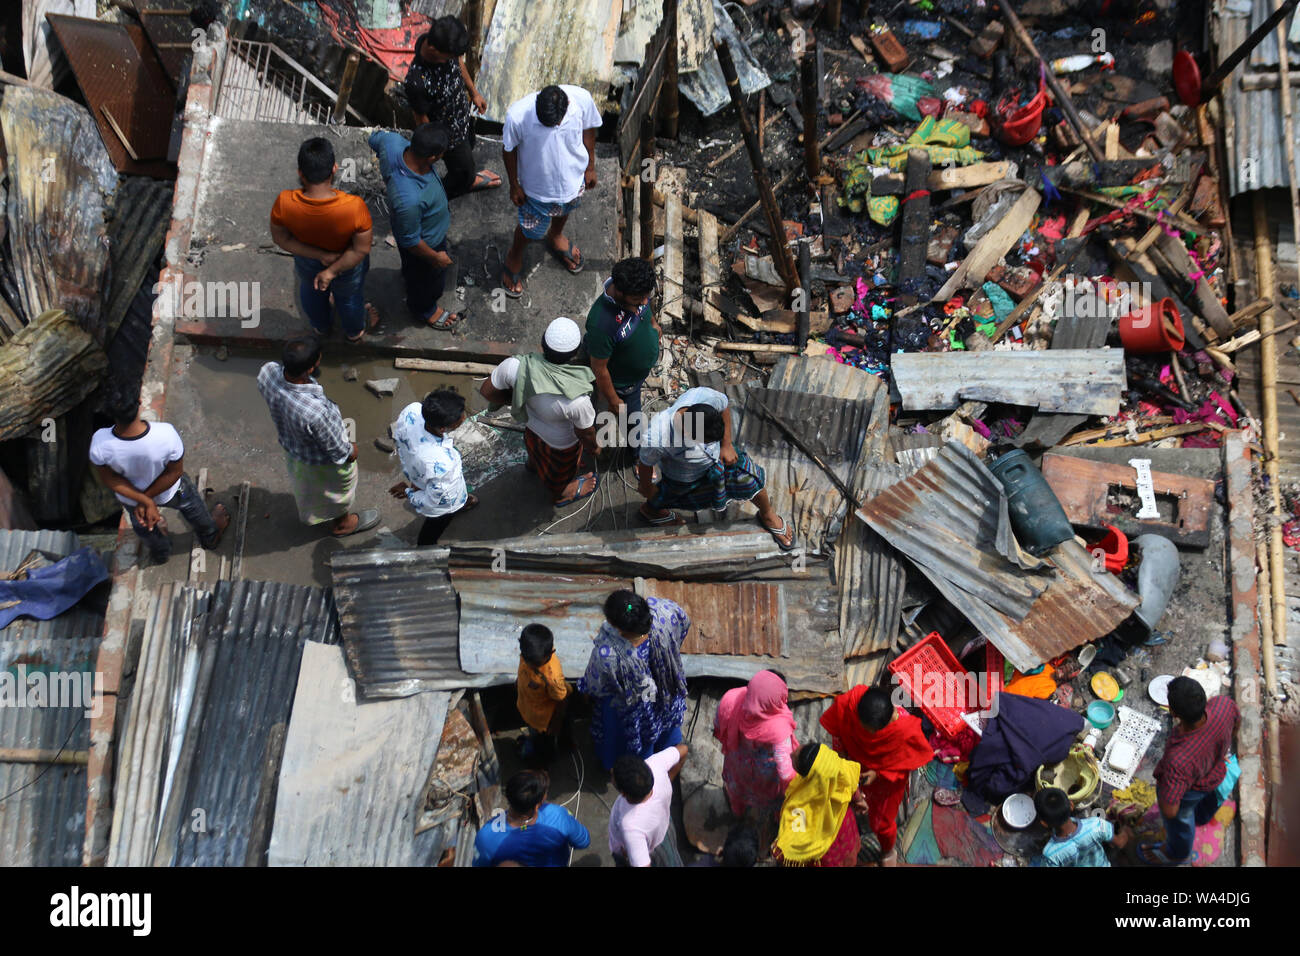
[713,671,798,831]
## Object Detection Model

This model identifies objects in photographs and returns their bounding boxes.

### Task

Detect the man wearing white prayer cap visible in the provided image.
[480,317,600,505]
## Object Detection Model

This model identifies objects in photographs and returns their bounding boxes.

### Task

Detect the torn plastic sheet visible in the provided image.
[678,0,771,116]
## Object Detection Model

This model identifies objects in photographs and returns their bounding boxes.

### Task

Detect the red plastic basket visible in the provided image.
[889,632,977,739]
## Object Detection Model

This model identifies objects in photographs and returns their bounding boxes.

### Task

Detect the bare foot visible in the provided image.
[332,512,359,535]
[207,503,231,548]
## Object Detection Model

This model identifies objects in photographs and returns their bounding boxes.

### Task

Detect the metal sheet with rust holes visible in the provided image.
[639,579,787,658]
[1040,453,1215,548]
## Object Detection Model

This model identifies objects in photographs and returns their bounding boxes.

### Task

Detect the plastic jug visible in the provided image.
[989,449,1075,554]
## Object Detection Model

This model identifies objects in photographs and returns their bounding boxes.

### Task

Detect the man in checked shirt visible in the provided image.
[257,336,381,537]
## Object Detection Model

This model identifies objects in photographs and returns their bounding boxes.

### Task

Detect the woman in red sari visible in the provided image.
[820,685,934,865]
[713,671,798,834]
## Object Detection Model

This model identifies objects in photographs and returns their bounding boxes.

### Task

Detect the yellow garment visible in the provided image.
[775,745,860,863]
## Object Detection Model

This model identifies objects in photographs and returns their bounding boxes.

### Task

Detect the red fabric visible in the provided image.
[903,190,931,203]
[316,1,431,82]
[819,686,934,776]
[815,810,860,867]
[862,775,908,854]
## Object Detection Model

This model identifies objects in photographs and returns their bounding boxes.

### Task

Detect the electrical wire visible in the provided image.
[0,713,84,804]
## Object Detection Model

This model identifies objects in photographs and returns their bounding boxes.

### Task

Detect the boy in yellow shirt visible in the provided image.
[517,624,569,764]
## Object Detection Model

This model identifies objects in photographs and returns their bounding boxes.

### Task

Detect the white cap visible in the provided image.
[543,316,582,353]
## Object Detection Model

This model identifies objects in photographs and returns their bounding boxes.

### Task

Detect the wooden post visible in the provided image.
[797,241,811,350]
[658,0,680,139]
[994,0,1104,163]
[716,39,799,293]
[332,52,360,124]
[464,0,483,81]
[899,149,932,284]
[800,45,821,180]
[639,114,655,261]
[821,0,843,30]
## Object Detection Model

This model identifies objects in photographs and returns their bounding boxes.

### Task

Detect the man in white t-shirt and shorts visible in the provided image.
[609,744,689,867]
[499,84,602,298]
[480,317,600,506]
[89,387,230,564]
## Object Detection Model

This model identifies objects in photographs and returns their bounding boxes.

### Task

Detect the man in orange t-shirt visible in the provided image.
[269,137,378,342]
[516,623,569,765]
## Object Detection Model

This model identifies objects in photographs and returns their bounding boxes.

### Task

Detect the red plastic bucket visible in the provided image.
[1094,524,1128,573]
[997,84,1047,146]
[1119,297,1185,353]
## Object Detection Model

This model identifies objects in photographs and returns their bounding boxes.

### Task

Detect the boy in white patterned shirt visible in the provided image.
[389,388,478,545]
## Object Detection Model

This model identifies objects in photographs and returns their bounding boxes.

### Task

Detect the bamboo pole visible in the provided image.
[0,748,89,765]
[332,52,360,124]
[640,114,655,261]
[1251,194,1283,704]
[716,39,799,293]
[658,0,680,138]
[1275,0,1300,297]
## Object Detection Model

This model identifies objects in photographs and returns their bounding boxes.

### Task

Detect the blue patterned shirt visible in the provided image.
[1035,817,1114,867]
[391,402,467,517]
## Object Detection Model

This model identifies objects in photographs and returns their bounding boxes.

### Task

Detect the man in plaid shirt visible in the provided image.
[1138,676,1239,865]
[257,336,380,536]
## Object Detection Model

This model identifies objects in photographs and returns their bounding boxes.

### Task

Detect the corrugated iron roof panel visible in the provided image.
[0,637,100,866]
[769,354,885,403]
[640,579,786,657]
[0,530,107,643]
[1217,7,1300,194]
[676,0,771,116]
[164,580,337,867]
[838,460,910,660]
[268,642,451,866]
[331,547,496,698]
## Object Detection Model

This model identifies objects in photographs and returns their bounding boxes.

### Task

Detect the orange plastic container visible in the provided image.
[1119,297,1185,353]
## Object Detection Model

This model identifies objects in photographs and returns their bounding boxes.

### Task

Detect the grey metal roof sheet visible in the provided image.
[0,636,100,866]
[676,0,771,116]
[768,354,885,403]
[162,579,338,866]
[268,642,451,866]
[331,547,497,699]
[838,460,911,661]
[0,530,107,643]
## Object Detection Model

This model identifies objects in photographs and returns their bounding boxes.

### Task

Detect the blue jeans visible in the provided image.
[1163,788,1222,862]
[294,255,369,337]
[615,379,646,447]
[125,474,219,560]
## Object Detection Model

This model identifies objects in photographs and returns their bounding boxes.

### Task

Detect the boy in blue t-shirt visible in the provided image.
[1032,787,1129,867]
[472,769,589,867]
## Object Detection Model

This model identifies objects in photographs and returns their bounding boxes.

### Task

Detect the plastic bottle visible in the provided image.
[1050,52,1115,74]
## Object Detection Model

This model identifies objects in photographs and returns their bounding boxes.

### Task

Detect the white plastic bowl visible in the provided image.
[1001,793,1037,829]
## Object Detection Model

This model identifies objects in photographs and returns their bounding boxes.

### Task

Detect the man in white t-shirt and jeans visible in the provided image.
[89,388,230,564]
[609,744,689,867]
[480,317,600,506]
[499,84,602,298]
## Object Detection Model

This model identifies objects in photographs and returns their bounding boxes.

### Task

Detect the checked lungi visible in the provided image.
[524,429,583,499]
[649,450,766,512]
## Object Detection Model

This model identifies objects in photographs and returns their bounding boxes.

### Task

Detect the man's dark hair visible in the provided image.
[1167,676,1207,724]
[604,589,652,635]
[856,688,895,732]
[612,754,654,803]
[721,824,760,867]
[505,769,549,815]
[682,403,725,444]
[410,122,451,159]
[107,385,140,428]
[428,15,470,56]
[611,257,656,297]
[422,388,466,430]
[282,336,322,378]
[297,136,335,185]
[536,85,569,127]
[519,623,554,667]
[793,742,822,777]
[1034,786,1072,829]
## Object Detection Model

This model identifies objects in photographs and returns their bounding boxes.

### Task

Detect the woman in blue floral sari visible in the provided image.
[580,590,690,770]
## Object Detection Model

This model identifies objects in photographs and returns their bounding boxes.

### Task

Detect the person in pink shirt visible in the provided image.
[608,744,688,867]
[713,671,798,842]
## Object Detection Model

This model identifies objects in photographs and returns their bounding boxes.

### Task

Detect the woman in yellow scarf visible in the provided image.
[773,742,862,867]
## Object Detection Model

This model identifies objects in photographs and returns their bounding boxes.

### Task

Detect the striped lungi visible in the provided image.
[649,450,766,513]
[524,429,583,499]
[284,454,357,524]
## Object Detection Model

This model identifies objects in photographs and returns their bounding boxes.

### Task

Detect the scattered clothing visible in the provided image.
[502,85,601,204]
[0,547,109,630]
[1154,696,1240,809]
[585,278,660,392]
[256,362,352,466]
[1034,817,1115,867]
[517,653,569,735]
[775,744,861,866]
[1004,663,1057,699]
[967,692,1084,802]
[608,746,683,867]
[472,804,589,867]
[89,421,184,507]
[270,188,372,254]
[579,597,689,770]
[368,130,450,248]
[713,671,798,822]
[391,402,468,517]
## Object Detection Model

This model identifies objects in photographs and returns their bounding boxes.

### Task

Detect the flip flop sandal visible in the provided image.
[547,239,583,274]
[761,517,797,552]
[471,170,502,190]
[347,304,383,342]
[555,473,599,507]
[1136,842,1181,866]
[638,507,684,526]
[500,268,524,298]
[462,494,480,511]
[427,308,464,331]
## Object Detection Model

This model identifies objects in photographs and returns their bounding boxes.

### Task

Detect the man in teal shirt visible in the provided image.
[368,123,462,330]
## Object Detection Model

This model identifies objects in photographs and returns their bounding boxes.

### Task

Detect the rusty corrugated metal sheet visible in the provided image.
[475,0,620,122]
[127,0,198,81]
[769,354,884,403]
[856,442,1139,671]
[331,547,496,698]
[640,579,785,657]
[47,15,177,179]
[838,460,910,660]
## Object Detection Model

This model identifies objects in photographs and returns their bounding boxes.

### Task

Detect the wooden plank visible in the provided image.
[1041,453,1215,548]
[0,748,90,765]
[663,192,685,327]
[231,480,250,581]
[714,342,801,354]
[933,187,1041,301]
[733,310,830,334]
[899,149,932,283]
[926,161,1013,191]
[698,209,725,330]
[188,467,208,583]
[394,358,498,375]
[1155,232,1233,336]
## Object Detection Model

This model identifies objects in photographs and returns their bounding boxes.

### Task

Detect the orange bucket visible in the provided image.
[997,84,1047,146]
[1119,297,1185,353]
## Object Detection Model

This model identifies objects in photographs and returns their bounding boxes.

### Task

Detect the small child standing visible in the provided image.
[1032,787,1129,867]
[516,624,569,765]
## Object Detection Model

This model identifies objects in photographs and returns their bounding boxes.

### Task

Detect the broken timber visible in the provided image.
[933,186,1041,302]
[663,192,685,327]
[698,210,725,330]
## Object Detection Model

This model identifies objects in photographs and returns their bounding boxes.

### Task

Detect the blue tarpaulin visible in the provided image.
[0,547,109,630]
